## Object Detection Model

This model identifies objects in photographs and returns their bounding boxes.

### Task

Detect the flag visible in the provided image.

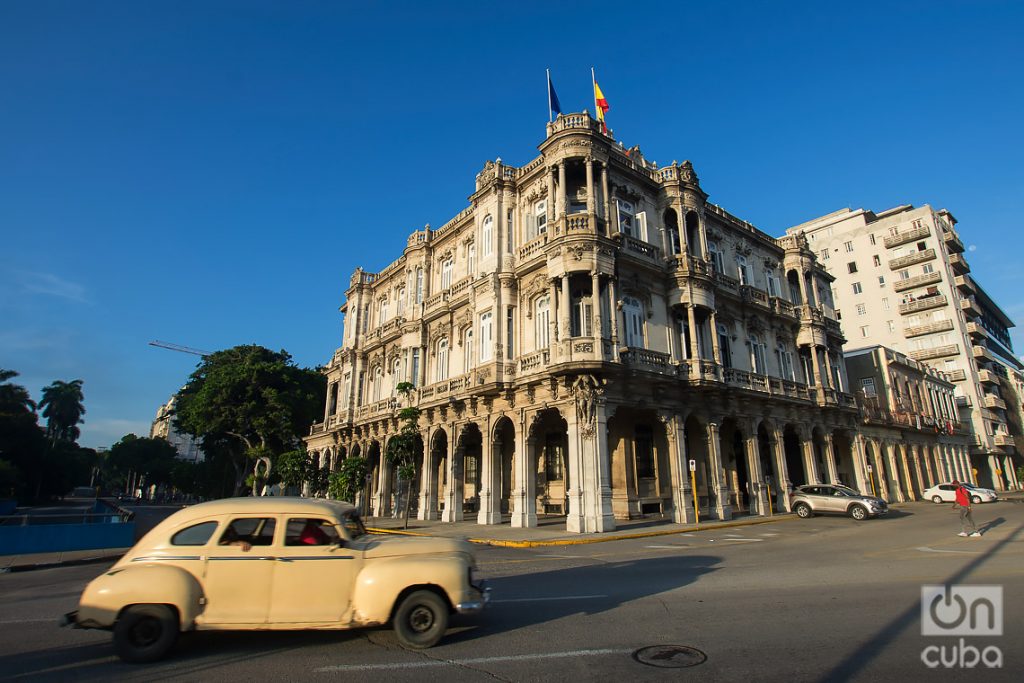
[547,70,562,122]
[593,79,609,130]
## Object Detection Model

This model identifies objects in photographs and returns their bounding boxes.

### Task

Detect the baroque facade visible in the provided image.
[306,112,866,533]
[789,206,1023,491]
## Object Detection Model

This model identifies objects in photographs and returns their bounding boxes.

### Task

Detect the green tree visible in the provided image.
[385,382,421,529]
[174,345,326,495]
[328,456,367,508]
[38,379,85,444]
[276,448,312,495]
[0,370,47,500]
[106,434,179,495]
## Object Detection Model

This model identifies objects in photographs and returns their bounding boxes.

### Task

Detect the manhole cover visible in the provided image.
[633,645,707,668]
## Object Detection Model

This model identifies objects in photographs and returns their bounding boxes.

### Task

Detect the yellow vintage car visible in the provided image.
[62,497,488,662]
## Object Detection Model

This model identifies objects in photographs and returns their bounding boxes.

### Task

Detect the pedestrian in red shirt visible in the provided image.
[954,481,981,537]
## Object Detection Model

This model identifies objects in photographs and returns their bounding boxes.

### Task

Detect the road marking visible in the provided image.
[490,594,606,603]
[916,546,983,555]
[315,648,633,672]
[759,532,780,537]
[718,538,763,543]
[645,544,682,549]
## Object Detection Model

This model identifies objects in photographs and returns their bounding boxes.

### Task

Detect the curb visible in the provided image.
[1,550,127,574]
[368,513,799,548]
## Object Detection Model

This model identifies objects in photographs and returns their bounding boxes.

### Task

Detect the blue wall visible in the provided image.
[0,520,135,556]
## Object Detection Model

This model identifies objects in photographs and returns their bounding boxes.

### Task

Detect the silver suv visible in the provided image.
[790,484,888,520]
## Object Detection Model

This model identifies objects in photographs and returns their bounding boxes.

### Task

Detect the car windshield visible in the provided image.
[834,486,860,496]
[342,511,367,539]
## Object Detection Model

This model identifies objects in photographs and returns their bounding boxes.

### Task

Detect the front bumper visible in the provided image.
[59,610,79,628]
[456,581,491,614]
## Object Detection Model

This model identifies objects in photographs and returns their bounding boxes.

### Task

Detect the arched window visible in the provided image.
[464,328,474,370]
[391,357,402,394]
[436,338,449,382]
[479,311,493,361]
[776,342,795,381]
[736,254,751,286]
[415,267,424,304]
[571,287,593,337]
[467,242,476,274]
[708,241,723,273]
[372,366,384,402]
[441,257,453,290]
[535,296,550,349]
[481,215,494,257]
[378,298,388,325]
[750,333,767,375]
[675,313,692,360]
[623,296,644,348]
[396,287,406,317]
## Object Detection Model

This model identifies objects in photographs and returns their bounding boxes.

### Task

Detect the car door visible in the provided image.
[810,486,836,512]
[938,484,957,502]
[267,516,360,624]
[201,516,277,625]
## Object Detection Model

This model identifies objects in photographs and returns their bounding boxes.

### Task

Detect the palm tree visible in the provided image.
[0,369,36,415]
[38,379,86,444]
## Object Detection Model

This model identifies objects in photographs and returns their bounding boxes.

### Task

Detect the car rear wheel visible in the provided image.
[393,590,449,649]
[849,505,868,521]
[113,604,178,663]
[931,495,943,503]
[971,495,982,505]
[794,503,812,518]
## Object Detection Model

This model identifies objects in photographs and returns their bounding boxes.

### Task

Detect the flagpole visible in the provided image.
[591,66,597,115]
[547,69,553,123]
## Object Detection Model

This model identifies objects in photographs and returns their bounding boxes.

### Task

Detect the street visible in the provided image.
[1,501,1021,682]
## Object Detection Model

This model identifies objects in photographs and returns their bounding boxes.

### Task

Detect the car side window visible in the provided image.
[219,518,276,547]
[172,521,218,546]
[939,485,955,491]
[285,518,341,546]
[818,487,834,496]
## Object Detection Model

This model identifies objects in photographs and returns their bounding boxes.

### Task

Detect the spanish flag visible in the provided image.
[592,69,610,132]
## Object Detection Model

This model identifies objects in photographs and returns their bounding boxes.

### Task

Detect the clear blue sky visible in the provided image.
[2,1,1022,449]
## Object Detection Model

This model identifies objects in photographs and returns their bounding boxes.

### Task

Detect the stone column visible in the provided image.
[884,442,906,502]
[898,444,917,501]
[478,432,501,525]
[920,446,936,488]
[585,157,595,216]
[668,416,696,523]
[707,422,732,520]
[512,430,537,528]
[697,211,709,259]
[565,406,585,533]
[590,399,615,532]
[709,310,722,366]
[418,430,438,520]
[592,271,603,350]
[802,434,821,483]
[810,346,824,388]
[745,433,768,516]
[988,454,1005,491]
[547,166,555,225]
[911,447,927,495]
[822,350,835,389]
[872,445,890,501]
[548,278,558,358]
[687,305,700,362]
[601,162,610,235]
[852,434,870,496]
[560,275,572,344]
[441,442,465,523]
[557,160,567,221]
[823,433,839,484]
[608,278,620,361]
[770,429,791,511]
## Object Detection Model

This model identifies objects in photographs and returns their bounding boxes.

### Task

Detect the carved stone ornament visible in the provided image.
[763,258,780,270]
[680,160,699,185]
[570,244,593,261]
[706,226,723,242]
[572,374,603,430]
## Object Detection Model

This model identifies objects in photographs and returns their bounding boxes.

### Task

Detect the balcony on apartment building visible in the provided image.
[883,224,931,248]
[945,368,967,382]
[893,271,943,293]
[949,252,970,274]
[960,296,983,318]
[966,322,989,339]
[993,433,1015,448]
[904,319,955,338]
[972,343,995,362]
[943,228,965,253]
[888,248,936,270]
[977,369,1000,385]
[954,274,976,295]
[956,395,972,408]
[908,344,960,361]
[983,393,1007,411]
[899,294,948,315]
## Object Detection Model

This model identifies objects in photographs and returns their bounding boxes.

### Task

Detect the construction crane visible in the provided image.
[149,340,212,357]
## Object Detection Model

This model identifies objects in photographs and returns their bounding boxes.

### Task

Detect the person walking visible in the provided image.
[954,480,981,537]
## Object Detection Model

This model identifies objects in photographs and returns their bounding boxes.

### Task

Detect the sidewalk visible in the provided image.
[1,547,131,573]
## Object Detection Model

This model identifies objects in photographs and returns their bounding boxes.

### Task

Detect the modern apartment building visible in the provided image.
[844,345,973,500]
[788,205,1022,491]
[306,111,863,533]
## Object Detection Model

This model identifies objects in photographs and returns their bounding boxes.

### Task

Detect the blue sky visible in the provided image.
[2,1,1022,448]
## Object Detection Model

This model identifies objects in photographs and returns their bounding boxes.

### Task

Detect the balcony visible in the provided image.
[770,296,798,320]
[893,271,942,293]
[621,348,673,375]
[977,369,999,385]
[518,349,551,376]
[740,284,771,310]
[945,369,967,382]
[943,229,965,253]
[972,344,995,362]
[949,252,970,274]
[983,394,1007,411]
[908,344,959,361]
[954,275,975,294]
[899,295,948,315]
[904,319,954,338]
[888,248,935,270]
[966,322,988,339]
[883,224,930,248]
[518,234,549,261]
[956,395,972,408]
[994,434,1015,448]
[960,297,982,318]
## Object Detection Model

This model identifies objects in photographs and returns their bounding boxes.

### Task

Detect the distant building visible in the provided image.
[788,205,1022,491]
[844,345,973,499]
[150,396,204,463]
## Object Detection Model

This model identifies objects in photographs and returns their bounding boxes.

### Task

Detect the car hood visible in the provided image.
[855,495,887,506]
[355,534,474,559]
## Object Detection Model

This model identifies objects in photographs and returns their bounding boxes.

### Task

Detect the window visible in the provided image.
[396,287,405,317]
[571,289,593,337]
[860,325,869,337]
[922,263,934,274]
[676,315,693,360]
[379,298,388,325]
[391,358,402,393]
[615,199,635,236]
[507,209,514,253]
[708,242,724,273]
[623,297,644,347]
[887,320,895,333]
[777,343,795,381]
[873,255,881,267]
[765,270,780,297]
[481,215,493,257]
[479,311,493,361]
[285,518,340,546]
[436,338,449,382]
[634,425,655,479]
[219,518,276,547]
[506,308,514,359]
[534,200,548,237]
[441,257,453,290]
[342,373,351,409]
[844,241,854,252]
[415,267,424,304]
[750,333,767,374]
[372,365,383,402]
[410,348,421,387]
[917,241,927,251]
[328,383,338,415]
[718,323,732,368]
[820,249,830,260]
[535,296,550,348]
[463,328,474,369]
[852,282,863,295]
[736,255,751,285]
[172,522,218,546]
[544,434,564,480]
[869,234,877,245]
[468,243,476,274]
[898,269,910,281]
[847,261,858,274]
[856,303,866,315]
[878,276,885,287]
[882,298,890,310]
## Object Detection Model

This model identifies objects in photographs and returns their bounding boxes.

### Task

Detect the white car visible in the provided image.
[923,482,997,504]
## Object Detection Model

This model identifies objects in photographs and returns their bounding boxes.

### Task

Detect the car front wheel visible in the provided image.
[794,503,812,518]
[931,495,943,503]
[971,495,982,505]
[113,604,178,663]
[394,590,449,649]
[849,505,868,521]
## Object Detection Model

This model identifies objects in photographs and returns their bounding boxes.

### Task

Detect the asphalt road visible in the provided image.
[1,501,1021,682]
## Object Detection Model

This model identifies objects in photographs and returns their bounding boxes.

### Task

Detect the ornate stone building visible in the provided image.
[306,112,862,532]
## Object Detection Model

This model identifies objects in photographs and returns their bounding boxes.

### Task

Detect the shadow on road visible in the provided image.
[978,516,1006,534]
